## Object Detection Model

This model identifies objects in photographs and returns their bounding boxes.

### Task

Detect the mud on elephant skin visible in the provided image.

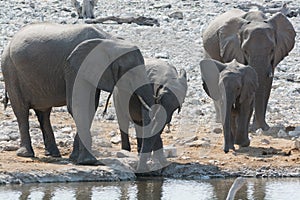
[202,9,296,131]
[200,59,258,153]
[1,23,155,166]
[113,58,187,171]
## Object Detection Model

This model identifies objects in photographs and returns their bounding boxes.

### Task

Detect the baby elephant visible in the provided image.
[113,58,187,164]
[200,59,258,153]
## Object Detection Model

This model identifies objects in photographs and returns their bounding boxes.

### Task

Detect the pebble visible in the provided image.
[168,11,184,19]
[110,135,121,144]
[292,139,300,149]
[288,131,300,137]
[277,129,288,138]
[164,146,177,158]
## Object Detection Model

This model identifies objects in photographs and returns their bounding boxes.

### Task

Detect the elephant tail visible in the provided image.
[102,92,112,116]
[2,89,9,110]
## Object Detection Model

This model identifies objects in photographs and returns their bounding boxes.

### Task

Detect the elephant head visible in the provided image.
[66,38,156,165]
[204,10,296,131]
[150,65,188,124]
[200,59,258,153]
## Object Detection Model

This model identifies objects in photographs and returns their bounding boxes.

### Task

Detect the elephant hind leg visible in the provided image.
[5,84,33,157]
[34,108,61,157]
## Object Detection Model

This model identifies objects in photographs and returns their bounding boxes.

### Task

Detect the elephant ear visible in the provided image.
[218,17,248,63]
[239,66,259,103]
[268,12,296,67]
[67,38,138,92]
[200,59,227,100]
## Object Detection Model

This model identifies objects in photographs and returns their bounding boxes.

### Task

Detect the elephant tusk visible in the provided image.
[137,95,152,112]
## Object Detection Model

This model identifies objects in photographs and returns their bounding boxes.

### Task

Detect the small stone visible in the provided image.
[168,11,183,19]
[277,129,288,138]
[116,150,134,158]
[213,128,222,134]
[71,12,77,18]
[179,135,198,145]
[261,139,270,145]
[185,140,210,148]
[97,139,112,148]
[61,127,72,133]
[155,52,169,59]
[292,139,300,149]
[0,135,10,142]
[3,145,19,151]
[153,4,171,9]
[288,131,300,137]
[164,146,177,158]
[109,131,117,137]
[111,135,121,144]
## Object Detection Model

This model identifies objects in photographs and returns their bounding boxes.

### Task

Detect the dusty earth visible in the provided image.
[0,0,299,183]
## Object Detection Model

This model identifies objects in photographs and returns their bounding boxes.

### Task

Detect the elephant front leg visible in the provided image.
[69,78,98,165]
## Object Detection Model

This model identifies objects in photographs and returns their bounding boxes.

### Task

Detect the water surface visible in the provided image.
[0,177,299,199]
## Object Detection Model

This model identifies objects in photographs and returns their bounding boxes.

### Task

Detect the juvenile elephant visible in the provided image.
[202,9,296,131]
[1,23,156,166]
[200,59,258,153]
[113,58,187,165]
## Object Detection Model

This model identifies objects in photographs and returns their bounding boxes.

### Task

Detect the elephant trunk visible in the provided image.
[221,92,235,153]
[249,57,273,131]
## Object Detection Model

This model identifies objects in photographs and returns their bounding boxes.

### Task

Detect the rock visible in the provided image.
[288,131,300,137]
[3,145,19,151]
[261,139,270,145]
[292,139,300,149]
[153,4,171,9]
[168,11,183,19]
[213,128,222,134]
[155,52,169,59]
[185,140,210,147]
[0,135,10,142]
[179,135,198,145]
[116,150,136,158]
[61,127,72,133]
[111,135,121,144]
[97,139,112,148]
[164,146,177,158]
[109,131,117,137]
[277,129,288,138]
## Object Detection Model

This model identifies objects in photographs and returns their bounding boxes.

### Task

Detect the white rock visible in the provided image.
[164,146,177,158]
[292,139,300,149]
[288,131,300,137]
[277,129,288,138]
[61,127,72,133]
[110,135,121,144]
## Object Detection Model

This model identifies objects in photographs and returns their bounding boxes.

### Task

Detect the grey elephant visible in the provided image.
[113,58,187,166]
[200,59,258,153]
[1,23,156,166]
[202,9,296,131]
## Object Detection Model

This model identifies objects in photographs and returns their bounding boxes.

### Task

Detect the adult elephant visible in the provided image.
[202,9,296,130]
[113,58,187,167]
[1,23,156,166]
[200,59,258,152]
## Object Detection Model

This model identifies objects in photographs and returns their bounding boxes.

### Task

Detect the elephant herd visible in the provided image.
[0,9,296,172]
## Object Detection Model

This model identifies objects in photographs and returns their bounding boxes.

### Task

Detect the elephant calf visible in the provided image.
[200,59,258,153]
[113,58,187,165]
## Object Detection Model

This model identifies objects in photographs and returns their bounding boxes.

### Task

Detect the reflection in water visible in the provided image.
[0,178,299,199]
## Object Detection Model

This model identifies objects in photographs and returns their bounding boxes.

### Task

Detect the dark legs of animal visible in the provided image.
[69,88,100,165]
[34,108,61,157]
[121,129,131,152]
[15,108,34,157]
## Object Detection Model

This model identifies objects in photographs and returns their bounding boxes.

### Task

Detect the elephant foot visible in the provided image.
[153,149,169,168]
[235,138,250,147]
[224,144,235,153]
[69,150,79,162]
[76,151,98,165]
[45,146,61,157]
[252,120,270,131]
[16,146,34,157]
[136,152,151,173]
